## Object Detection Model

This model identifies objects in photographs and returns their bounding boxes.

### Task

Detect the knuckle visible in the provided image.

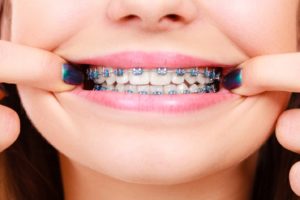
[31,51,60,80]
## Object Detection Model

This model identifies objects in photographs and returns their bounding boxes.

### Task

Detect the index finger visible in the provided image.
[0,40,84,92]
[222,53,300,96]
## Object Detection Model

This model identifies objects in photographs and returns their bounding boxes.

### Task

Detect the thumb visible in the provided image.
[221,53,300,96]
[0,105,20,152]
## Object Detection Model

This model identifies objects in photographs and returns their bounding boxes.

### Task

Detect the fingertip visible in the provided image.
[48,62,84,92]
[290,161,300,196]
[276,109,300,153]
[222,66,265,96]
[222,68,243,90]
[62,63,84,86]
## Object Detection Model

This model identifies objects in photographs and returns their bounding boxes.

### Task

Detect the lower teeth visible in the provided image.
[92,83,219,95]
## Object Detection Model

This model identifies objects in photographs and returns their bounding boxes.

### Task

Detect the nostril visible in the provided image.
[120,14,140,22]
[164,14,183,22]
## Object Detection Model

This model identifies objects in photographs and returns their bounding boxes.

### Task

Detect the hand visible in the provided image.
[0,40,83,152]
[221,52,300,196]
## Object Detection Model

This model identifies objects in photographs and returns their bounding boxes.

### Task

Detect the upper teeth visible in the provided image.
[87,67,221,86]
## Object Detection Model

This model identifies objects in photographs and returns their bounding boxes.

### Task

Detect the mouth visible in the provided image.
[66,51,240,113]
[83,66,221,95]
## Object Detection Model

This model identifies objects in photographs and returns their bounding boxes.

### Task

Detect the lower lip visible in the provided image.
[72,86,239,113]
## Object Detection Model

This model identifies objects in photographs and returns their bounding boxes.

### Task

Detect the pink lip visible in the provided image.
[74,51,234,69]
[70,52,239,113]
[72,87,238,113]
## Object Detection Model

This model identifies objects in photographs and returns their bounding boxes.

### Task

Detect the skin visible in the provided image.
[0,0,300,199]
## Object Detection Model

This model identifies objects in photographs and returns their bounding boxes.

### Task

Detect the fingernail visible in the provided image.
[0,84,8,100]
[62,63,84,85]
[222,68,242,90]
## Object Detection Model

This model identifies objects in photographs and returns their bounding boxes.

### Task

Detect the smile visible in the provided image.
[84,66,222,95]
[68,51,239,113]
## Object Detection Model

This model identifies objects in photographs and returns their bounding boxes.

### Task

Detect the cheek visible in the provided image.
[10,0,97,49]
[201,0,298,55]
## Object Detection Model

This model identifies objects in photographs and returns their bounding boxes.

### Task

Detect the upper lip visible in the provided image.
[71,51,236,69]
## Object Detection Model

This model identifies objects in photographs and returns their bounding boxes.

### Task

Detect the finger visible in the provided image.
[289,161,300,196]
[0,105,20,152]
[0,40,84,92]
[222,53,300,96]
[276,109,300,153]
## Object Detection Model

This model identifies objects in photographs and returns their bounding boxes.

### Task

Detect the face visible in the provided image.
[6,0,298,184]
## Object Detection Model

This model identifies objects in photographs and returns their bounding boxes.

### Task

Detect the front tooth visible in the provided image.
[125,85,137,93]
[189,84,199,93]
[164,84,177,95]
[184,73,196,85]
[129,71,150,85]
[177,83,189,94]
[150,86,164,95]
[116,70,129,84]
[150,71,171,86]
[171,72,184,84]
[105,68,116,85]
[116,84,126,92]
[137,85,150,94]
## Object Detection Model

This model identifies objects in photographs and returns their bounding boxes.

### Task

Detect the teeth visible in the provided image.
[101,83,115,91]
[105,68,116,85]
[94,67,106,84]
[177,83,189,94]
[116,70,129,84]
[129,71,150,85]
[150,71,172,86]
[150,86,164,95]
[137,85,150,94]
[164,84,177,95]
[125,85,137,93]
[190,68,200,77]
[171,72,185,84]
[205,82,219,93]
[116,84,126,92]
[132,67,144,76]
[86,67,221,94]
[189,84,199,93]
[184,73,196,85]
[114,69,124,76]
[156,67,168,75]
[94,83,217,95]
[196,75,211,85]
[176,68,186,76]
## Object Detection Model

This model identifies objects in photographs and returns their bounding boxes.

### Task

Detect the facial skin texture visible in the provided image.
[6,0,298,199]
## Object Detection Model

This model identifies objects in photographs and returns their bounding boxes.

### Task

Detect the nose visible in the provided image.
[107,0,198,31]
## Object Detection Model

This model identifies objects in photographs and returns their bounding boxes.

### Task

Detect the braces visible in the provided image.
[84,66,222,94]
[86,67,222,81]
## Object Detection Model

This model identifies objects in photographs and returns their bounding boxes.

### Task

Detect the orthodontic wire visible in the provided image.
[85,67,222,94]
[86,67,222,81]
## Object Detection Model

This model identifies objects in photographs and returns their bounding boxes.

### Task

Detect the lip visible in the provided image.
[73,51,235,69]
[72,87,238,113]
[68,51,239,113]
